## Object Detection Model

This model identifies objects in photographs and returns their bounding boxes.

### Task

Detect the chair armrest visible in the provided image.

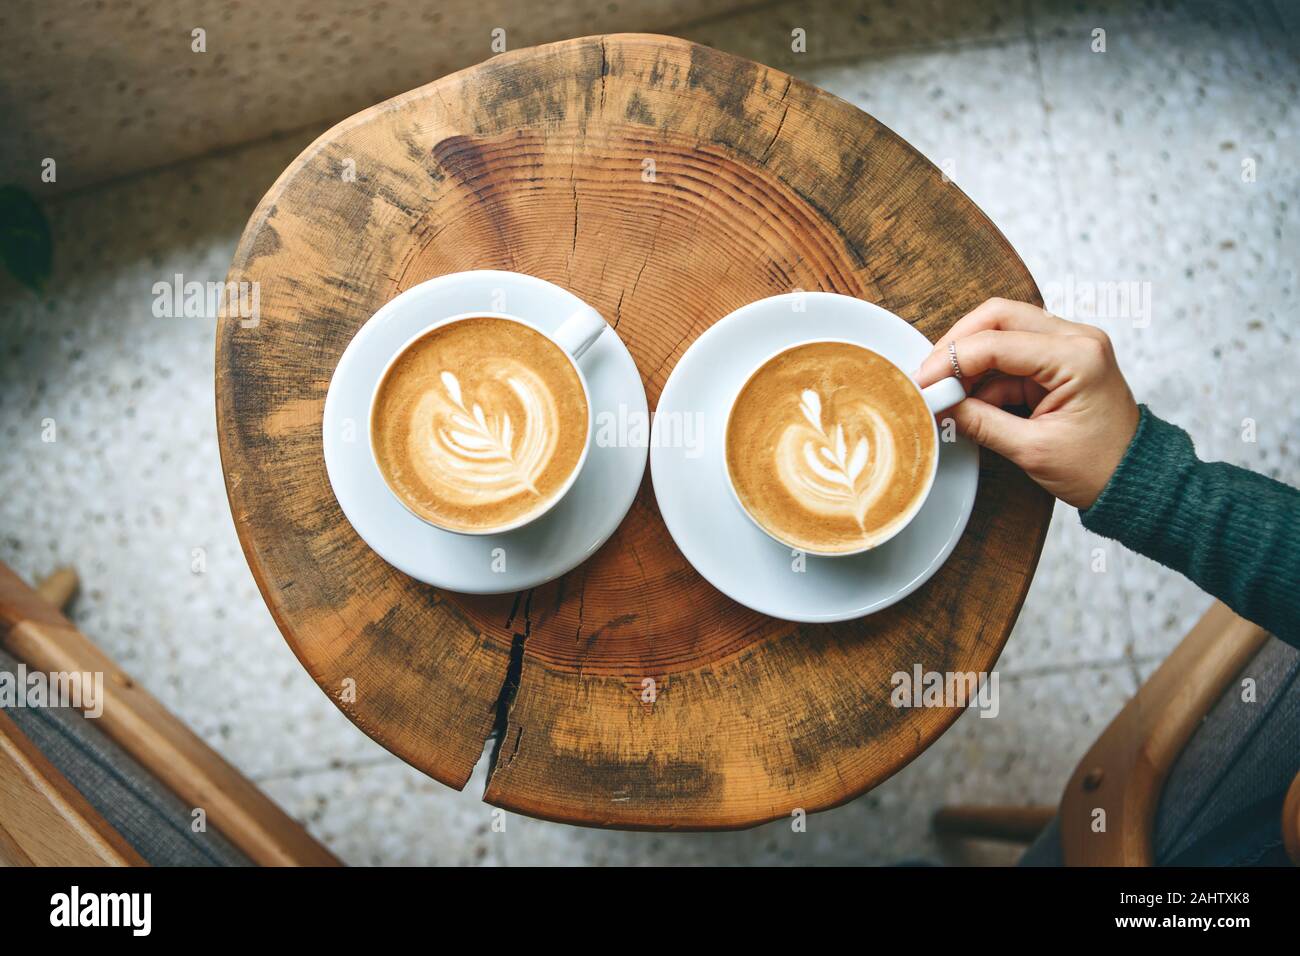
[1284,773,1300,864]
[0,562,339,866]
[0,709,145,866]
[1058,601,1270,866]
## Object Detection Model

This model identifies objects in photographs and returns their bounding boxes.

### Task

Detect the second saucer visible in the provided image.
[323,270,648,594]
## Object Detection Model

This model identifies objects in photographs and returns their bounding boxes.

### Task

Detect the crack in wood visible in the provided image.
[761,103,791,163]
[486,588,533,787]
[759,76,794,164]
[573,575,587,645]
[598,36,609,111]
[571,180,580,259]
[612,288,626,329]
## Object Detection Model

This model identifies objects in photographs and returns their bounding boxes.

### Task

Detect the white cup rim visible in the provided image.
[368,311,595,536]
[722,338,941,558]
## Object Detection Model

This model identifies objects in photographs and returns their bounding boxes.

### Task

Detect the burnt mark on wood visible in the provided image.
[747,624,919,779]
[778,183,869,270]
[343,606,486,733]
[522,747,722,805]
[244,213,281,266]
[430,134,492,186]
[398,126,432,170]
[428,133,531,264]
[576,613,640,659]
[625,91,655,126]
[374,178,422,220]
[473,44,582,129]
[357,602,411,652]
[647,53,668,89]
[686,43,757,122]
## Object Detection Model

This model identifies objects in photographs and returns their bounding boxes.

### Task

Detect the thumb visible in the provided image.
[944,396,1033,462]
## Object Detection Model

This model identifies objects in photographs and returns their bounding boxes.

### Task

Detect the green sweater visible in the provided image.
[1080,405,1300,648]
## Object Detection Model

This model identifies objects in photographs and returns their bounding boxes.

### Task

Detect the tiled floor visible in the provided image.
[2,0,1296,864]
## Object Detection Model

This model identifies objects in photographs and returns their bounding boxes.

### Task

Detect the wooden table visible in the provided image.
[216,34,1051,829]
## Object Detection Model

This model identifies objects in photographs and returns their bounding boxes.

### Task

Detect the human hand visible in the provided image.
[916,298,1141,510]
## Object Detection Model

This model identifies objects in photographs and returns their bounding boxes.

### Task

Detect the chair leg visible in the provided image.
[932,805,1056,843]
[35,567,78,611]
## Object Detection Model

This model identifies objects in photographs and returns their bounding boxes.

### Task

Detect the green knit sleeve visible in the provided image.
[1079,405,1300,648]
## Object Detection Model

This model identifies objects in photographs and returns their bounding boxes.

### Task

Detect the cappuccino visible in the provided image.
[725,342,936,554]
[371,316,589,532]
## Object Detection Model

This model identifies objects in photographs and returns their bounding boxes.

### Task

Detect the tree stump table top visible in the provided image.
[216,34,1052,830]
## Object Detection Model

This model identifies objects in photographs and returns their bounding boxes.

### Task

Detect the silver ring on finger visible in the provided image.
[948,341,964,380]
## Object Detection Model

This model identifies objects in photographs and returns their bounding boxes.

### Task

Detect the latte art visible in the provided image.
[777,388,898,530]
[431,367,550,500]
[371,317,589,532]
[726,342,936,554]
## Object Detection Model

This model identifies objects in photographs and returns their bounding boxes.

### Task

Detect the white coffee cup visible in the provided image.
[369,304,608,535]
[723,339,966,557]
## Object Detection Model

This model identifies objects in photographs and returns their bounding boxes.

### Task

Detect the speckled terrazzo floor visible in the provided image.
[2,0,1296,865]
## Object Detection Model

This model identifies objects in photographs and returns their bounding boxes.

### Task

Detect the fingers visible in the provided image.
[917,329,1076,389]
[971,374,1048,410]
[943,397,1036,462]
[917,297,1112,388]
[932,298,1081,352]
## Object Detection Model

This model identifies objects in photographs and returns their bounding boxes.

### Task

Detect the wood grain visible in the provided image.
[0,709,144,867]
[216,34,1052,829]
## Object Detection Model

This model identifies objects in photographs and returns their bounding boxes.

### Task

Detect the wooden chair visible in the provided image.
[0,561,339,866]
[934,601,1300,865]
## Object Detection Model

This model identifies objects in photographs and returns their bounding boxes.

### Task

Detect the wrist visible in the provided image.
[1079,405,1180,534]
[1075,400,1142,509]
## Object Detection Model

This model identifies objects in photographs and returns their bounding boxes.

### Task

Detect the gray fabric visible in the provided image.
[1,648,251,866]
[1020,636,1300,866]
[1156,637,1299,865]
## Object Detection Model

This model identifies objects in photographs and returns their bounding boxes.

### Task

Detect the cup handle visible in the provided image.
[920,375,966,415]
[551,305,607,361]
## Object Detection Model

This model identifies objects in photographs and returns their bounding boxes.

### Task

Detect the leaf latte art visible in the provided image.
[726,342,936,554]
[776,388,898,530]
[371,317,589,532]
[433,368,549,500]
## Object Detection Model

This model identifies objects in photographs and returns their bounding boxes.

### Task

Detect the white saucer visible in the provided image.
[650,292,978,623]
[323,271,648,594]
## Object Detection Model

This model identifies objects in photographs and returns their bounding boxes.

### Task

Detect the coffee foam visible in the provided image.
[725,342,935,553]
[371,317,588,532]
